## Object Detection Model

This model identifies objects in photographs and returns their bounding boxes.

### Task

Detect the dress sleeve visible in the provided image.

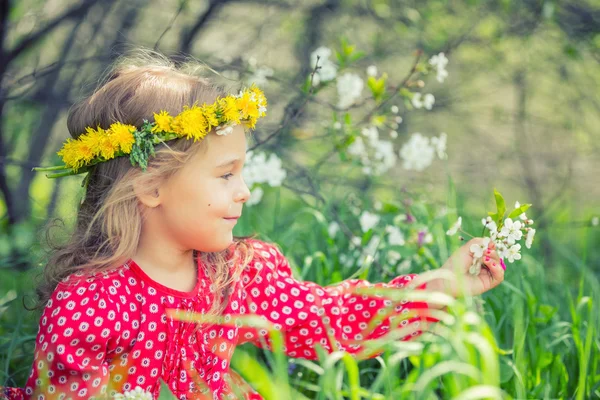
[237,241,437,360]
[23,275,122,399]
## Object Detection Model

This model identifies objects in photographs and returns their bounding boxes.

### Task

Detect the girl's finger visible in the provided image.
[484,248,500,264]
[483,256,505,284]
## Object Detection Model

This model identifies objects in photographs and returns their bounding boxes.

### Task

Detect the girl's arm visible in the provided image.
[23,277,121,399]
[237,241,437,360]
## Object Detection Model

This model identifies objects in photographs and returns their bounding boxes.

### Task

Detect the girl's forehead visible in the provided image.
[198,127,248,166]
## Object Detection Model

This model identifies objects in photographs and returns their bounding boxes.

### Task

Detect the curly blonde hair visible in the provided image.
[37,48,256,316]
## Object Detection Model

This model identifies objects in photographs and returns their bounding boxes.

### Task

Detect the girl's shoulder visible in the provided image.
[52,263,132,301]
[245,238,284,264]
[241,238,293,277]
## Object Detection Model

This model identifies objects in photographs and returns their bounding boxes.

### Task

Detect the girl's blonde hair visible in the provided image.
[38,49,256,316]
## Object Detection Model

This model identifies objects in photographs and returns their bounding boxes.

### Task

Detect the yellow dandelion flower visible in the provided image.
[244,116,257,129]
[57,139,81,170]
[99,136,117,160]
[202,103,220,130]
[152,111,172,133]
[172,106,208,141]
[58,138,94,171]
[218,97,241,124]
[80,127,105,158]
[108,122,136,154]
[236,92,259,121]
[250,86,267,111]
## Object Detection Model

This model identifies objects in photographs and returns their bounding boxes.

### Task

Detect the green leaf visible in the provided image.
[508,204,532,219]
[492,188,506,225]
[367,74,387,103]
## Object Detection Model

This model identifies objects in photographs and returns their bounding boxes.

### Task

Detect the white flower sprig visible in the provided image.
[113,386,153,400]
[446,189,535,275]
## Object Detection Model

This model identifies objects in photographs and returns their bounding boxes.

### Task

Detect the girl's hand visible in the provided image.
[428,238,506,299]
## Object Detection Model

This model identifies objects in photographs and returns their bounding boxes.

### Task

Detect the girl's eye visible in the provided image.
[221,173,234,180]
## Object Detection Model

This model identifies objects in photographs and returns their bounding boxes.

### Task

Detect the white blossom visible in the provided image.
[337,73,364,109]
[361,126,379,145]
[242,151,287,206]
[366,65,378,77]
[500,218,523,245]
[385,225,405,246]
[496,242,509,259]
[482,217,498,239]
[310,46,338,83]
[423,93,435,110]
[411,92,423,109]
[391,105,399,114]
[348,127,397,176]
[429,52,449,83]
[390,130,398,139]
[592,216,599,226]
[347,136,367,157]
[429,52,448,69]
[397,259,411,274]
[359,211,380,232]
[371,140,397,175]
[328,221,340,238]
[387,250,402,264]
[436,68,448,83]
[246,187,264,206]
[243,151,287,188]
[525,228,536,249]
[430,132,447,159]
[446,216,462,236]
[507,244,522,263]
[333,121,342,129]
[469,237,491,259]
[399,133,435,171]
[113,387,153,400]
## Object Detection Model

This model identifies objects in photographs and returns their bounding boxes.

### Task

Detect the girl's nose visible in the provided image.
[236,178,251,203]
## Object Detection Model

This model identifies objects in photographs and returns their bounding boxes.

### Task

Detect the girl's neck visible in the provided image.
[133,221,198,292]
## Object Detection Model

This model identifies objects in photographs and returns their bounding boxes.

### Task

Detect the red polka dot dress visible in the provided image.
[3,239,435,399]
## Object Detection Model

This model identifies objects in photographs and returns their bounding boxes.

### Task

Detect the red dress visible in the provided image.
[2,239,435,399]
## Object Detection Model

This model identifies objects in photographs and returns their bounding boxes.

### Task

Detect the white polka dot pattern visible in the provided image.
[13,239,434,400]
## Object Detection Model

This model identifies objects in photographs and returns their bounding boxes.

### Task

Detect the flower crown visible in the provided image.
[34,86,267,178]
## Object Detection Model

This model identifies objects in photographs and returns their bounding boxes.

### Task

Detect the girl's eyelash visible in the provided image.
[221,173,234,180]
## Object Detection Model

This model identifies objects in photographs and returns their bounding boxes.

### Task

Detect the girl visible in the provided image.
[2,49,505,400]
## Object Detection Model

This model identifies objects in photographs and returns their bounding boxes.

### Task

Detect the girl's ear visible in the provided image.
[132,178,162,208]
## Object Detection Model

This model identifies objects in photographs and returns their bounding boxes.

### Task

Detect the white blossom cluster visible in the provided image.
[310,46,338,85]
[113,387,153,400]
[429,52,449,83]
[446,201,536,274]
[329,212,406,270]
[242,151,287,206]
[337,73,364,109]
[412,93,435,110]
[399,132,447,171]
[347,126,397,176]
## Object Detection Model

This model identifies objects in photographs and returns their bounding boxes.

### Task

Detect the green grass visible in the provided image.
[1,187,599,399]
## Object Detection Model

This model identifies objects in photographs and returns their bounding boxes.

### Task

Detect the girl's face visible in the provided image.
[156,125,251,252]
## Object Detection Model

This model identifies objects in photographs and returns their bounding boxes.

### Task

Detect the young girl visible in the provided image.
[2,50,505,400]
